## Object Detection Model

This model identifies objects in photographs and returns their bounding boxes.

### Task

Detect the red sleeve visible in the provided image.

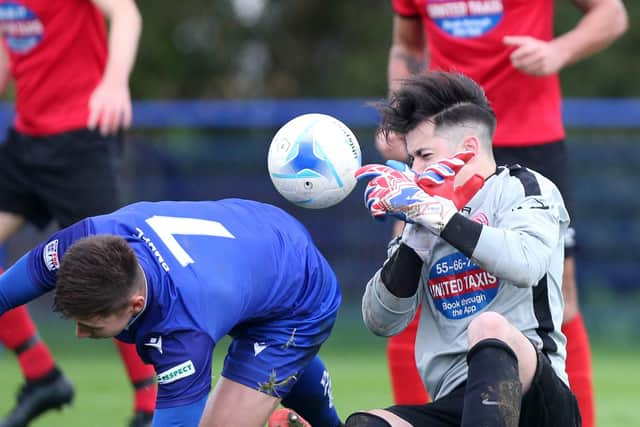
[392,0,420,17]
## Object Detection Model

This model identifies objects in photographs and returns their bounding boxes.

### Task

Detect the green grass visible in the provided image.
[0,312,638,426]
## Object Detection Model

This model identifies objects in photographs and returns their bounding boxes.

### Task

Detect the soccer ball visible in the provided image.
[268,114,361,209]
[268,113,361,209]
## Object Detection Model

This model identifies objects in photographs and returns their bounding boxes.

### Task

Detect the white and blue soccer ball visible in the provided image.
[268,113,361,209]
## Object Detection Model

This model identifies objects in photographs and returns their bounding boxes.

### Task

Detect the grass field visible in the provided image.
[0,310,638,427]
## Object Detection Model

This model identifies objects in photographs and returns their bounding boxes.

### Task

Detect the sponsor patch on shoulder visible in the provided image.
[157,360,196,384]
[43,239,60,271]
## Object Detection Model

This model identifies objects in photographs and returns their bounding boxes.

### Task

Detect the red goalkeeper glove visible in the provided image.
[415,150,484,210]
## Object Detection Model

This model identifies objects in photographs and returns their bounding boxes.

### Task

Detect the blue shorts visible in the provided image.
[221,285,341,397]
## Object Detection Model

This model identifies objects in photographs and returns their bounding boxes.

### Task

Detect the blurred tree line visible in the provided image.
[133,0,639,100]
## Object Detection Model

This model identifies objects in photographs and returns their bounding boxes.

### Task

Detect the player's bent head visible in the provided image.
[54,235,142,320]
[375,71,497,149]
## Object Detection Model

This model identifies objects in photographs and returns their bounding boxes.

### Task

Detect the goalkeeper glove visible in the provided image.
[355,151,484,235]
[355,163,457,234]
[415,150,484,210]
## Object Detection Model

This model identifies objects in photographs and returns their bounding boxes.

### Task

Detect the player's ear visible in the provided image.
[461,135,480,154]
[130,294,146,314]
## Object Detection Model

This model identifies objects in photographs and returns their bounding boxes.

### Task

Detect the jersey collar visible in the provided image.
[124,264,149,330]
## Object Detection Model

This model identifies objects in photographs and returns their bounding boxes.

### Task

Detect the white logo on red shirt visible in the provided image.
[0,3,44,53]
[427,0,504,38]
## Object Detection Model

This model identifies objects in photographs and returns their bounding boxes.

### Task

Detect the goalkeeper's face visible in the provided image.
[407,121,463,173]
[407,121,481,184]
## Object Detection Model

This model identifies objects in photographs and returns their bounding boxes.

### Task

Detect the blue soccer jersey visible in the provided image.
[21,199,342,409]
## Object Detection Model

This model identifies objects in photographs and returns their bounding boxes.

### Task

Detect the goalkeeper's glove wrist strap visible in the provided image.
[381,243,423,298]
[440,213,483,258]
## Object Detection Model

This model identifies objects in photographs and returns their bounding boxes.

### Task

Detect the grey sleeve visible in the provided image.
[361,239,421,336]
[472,195,568,287]
[362,269,420,336]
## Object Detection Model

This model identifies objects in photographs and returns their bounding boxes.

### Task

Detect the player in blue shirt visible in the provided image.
[0,199,343,427]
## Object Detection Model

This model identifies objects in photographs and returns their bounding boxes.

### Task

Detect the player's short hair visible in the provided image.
[54,235,139,319]
[377,71,497,140]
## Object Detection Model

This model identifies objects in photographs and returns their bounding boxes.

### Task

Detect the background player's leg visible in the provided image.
[387,308,430,405]
[0,305,74,427]
[114,340,157,427]
[561,256,594,427]
[0,213,75,427]
[0,305,56,382]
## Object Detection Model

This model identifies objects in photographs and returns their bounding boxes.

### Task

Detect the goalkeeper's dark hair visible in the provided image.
[376,71,497,139]
[54,235,141,319]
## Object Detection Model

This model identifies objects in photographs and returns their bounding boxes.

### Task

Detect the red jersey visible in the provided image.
[392,0,564,146]
[0,0,107,136]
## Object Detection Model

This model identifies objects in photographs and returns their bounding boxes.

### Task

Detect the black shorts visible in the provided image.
[0,128,122,229]
[493,141,576,255]
[386,351,581,427]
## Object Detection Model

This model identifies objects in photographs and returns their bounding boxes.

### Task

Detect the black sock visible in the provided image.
[28,366,62,386]
[462,338,522,427]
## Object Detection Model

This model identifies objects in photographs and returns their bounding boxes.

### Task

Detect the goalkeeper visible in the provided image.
[0,199,343,427]
[347,72,579,427]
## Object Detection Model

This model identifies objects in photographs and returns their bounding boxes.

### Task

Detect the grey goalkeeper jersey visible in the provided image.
[362,165,570,400]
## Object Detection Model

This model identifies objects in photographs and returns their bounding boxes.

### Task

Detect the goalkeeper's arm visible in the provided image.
[362,241,422,337]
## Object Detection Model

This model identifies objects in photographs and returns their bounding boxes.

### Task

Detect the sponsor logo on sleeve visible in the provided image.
[43,240,60,271]
[428,252,499,319]
[157,360,195,384]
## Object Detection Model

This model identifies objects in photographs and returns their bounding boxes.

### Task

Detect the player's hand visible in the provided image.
[375,131,409,161]
[503,35,569,76]
[415,151,484,210]
[87,79,133,136]
[355,163,458,234]
[355,163,419,222]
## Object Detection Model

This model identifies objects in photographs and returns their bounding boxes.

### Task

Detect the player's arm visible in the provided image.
[388,14,427,91]
[504,0,628,76]
[0,221,90,315]
[152,396,207,427]
[0,43,10,95]
[145,331,214,426]
[377,14,426,163]
[0,254,51,316]
[443,192,568,288]
[558,0,628,64]
[362,238,423,337]
[88,0,142,135]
